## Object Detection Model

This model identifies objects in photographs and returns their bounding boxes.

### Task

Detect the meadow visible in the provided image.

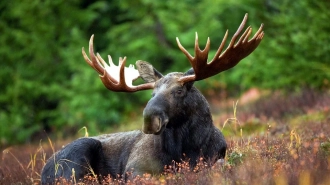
[1,89,329,185]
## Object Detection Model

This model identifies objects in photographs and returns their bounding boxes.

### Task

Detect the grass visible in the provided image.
[1,89,330,184]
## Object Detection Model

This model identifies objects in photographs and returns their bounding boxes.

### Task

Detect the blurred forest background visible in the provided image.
[0,0,329,147]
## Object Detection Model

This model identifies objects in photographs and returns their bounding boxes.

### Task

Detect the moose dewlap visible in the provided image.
[41,13,264,184]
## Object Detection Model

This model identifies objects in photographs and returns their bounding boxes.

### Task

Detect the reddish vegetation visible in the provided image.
[1,89,330,184]
[242,88,330,120]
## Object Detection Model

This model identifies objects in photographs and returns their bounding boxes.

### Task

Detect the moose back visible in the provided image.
[41,14,264,184]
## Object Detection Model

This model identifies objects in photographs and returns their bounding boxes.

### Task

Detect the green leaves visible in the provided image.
[1,0,329,146]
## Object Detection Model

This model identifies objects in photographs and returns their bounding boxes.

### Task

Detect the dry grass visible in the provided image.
[1,89,330,185]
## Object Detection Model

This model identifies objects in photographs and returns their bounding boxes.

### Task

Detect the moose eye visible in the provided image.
[176,89,183,95]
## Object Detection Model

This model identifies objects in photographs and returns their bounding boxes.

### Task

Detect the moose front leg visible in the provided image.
[41,137,108,184]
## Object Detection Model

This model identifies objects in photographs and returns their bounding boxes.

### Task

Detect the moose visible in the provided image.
[41,14,264,184]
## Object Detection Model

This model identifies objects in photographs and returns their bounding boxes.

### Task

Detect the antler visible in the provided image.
[82,35,154,92]
[176,13,264,83]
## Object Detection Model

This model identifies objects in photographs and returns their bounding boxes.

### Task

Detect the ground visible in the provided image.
[1,88,330,184]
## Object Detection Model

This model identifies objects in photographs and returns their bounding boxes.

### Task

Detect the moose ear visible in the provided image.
[184,68,194,76]
[183,68,195,90]
[136,60,163,83]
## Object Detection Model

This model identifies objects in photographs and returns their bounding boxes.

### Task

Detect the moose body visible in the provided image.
[41,14,264,184]
[41,72,227,183]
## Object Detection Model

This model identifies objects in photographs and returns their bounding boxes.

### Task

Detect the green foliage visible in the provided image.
[223,0,330,92]
[227,151,245,166]
[0,0,329,146]
[320,141,330,156]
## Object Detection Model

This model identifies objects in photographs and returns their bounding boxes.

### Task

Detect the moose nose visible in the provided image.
[142,115,162,134]
[142,95,169,134]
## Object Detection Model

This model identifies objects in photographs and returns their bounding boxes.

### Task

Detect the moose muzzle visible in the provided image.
[142,96,169,135]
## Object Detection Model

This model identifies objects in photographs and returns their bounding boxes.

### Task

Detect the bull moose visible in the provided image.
[41,14,264,184]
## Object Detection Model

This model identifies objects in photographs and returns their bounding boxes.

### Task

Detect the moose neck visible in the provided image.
[160,86,214,162]
[166,86,213,128]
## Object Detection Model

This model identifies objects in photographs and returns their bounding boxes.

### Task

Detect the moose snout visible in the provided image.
[143,115,165,134]
[142,95,169,135]
[142,111,169,135]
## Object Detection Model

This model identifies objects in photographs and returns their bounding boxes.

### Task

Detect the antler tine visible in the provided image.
[119,57,127,85]
[176,37,194,64]
[192,33,211,74]
[212,30,229,65]
[235,26,252,46]
[229,13,248,48]
[82,35,105,75]
[178,13,264,83]
[176,32,211,82]
[252,23,264,40]
[82,35,155,92]
[96,53,110,68]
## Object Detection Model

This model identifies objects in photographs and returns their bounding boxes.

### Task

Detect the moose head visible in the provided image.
[82,13,264,135]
